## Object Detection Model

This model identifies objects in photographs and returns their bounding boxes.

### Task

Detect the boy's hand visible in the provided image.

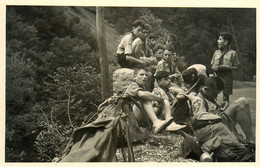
[212,65,219,71]
[221,101,229,110]
[176,93,186,100]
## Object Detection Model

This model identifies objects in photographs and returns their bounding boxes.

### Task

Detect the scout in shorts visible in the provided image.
[177,76,255,161]
[211,32,240,109]
[123,67,174,134]
[152,71,186,131]
[116,20,146,68]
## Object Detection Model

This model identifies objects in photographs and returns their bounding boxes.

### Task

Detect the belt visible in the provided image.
[192,119,222,130]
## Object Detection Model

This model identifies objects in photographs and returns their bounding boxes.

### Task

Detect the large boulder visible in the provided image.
[113,68,134,95]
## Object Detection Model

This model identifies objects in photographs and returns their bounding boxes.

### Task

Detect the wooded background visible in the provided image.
[5,6,256,162]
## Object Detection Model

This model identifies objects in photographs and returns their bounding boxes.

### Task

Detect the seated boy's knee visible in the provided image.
[234,97,249,107]
[133,105,144,124]
[231,97,250,112]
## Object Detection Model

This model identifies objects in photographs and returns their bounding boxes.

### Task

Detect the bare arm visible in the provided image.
[219,65,238,71]
[125,55,145,65]
[137,90,164,102]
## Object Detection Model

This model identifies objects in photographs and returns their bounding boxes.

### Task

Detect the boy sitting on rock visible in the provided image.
[116,20,146,68]
[123,67,175,133]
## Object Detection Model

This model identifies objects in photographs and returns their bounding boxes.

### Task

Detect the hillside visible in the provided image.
[63,7,120,63]
[6,6,256,162]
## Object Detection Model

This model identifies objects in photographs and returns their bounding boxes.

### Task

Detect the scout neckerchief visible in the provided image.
[160,86,174,102]
[218,49,230,65]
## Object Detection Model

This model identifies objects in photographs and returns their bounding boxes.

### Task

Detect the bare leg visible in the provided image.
[133,40,143,59]
[224,97,254,141]
[162,99,172,120]
[132,100,160,125]
[132,104,144,125]
[142,100,160,124]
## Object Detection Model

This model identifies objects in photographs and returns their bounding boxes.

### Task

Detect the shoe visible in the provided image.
[153,118,173,134]
[200,152,214,162]
[165,117,174,123]
[166,122,187,132]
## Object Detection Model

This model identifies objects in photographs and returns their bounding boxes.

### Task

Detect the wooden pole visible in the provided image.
[96,7,112,100]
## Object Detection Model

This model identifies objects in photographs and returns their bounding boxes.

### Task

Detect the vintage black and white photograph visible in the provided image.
[3,1,258,164]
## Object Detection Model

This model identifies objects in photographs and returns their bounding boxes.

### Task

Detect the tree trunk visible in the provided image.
[96,7,112,100]
[230,20,240,52]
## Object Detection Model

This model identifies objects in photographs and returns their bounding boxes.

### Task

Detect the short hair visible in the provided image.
[155,71,170,82]
[219,32,233,45]
[154,44,165,53]
[132,20,145,29]
[133,66,148,76]
[205,76,225,91]
[182,68,198,84]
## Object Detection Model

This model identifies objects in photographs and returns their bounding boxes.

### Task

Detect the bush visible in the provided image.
[35,64,101,161]
[44,36,100,74]
[5,113,45,162]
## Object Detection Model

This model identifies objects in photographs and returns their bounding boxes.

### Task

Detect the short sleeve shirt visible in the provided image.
[123,82,144,99]
[154,60,183,86]
[189,95,221,121]
[211,50,240,67]
[132,37,142,50]
[116,33,134,55]
[152,87,176,109]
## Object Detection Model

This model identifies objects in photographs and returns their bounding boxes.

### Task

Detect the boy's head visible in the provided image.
[163,49,172,61]
[204,76,225,99]
[155,71,171,89]
[154,44,165,61]
[217,32,233,49]
[140,24,150,40]
[149,33,157,46]
[133,67,148,86]
[182,68,199,90]
[182,68,198,84]
[132,20,144,38]
[166,34,178,51]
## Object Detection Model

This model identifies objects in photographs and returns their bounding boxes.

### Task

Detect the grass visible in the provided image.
[233,80,256,89]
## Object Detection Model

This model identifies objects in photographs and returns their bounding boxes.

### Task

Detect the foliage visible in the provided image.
[6,6,256,162]
[6,6,101,162]
[44,36,100,74]
[34,123,73,162]
[34,64,101,161]
[151,8,256,79]
[5,113,45,162]
[6,54,35,114]
[44,64,101,127]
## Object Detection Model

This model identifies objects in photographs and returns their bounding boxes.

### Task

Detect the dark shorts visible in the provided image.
[117,53,130,68]
[216,70,233,95]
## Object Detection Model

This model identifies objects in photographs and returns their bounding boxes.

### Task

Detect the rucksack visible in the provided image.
[59,96,149,162]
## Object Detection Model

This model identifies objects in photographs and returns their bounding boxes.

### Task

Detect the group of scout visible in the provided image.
[116,20,255,161]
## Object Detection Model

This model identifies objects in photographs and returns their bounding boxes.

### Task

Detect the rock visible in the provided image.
[113,68,134,95]
[112,68,155,94]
